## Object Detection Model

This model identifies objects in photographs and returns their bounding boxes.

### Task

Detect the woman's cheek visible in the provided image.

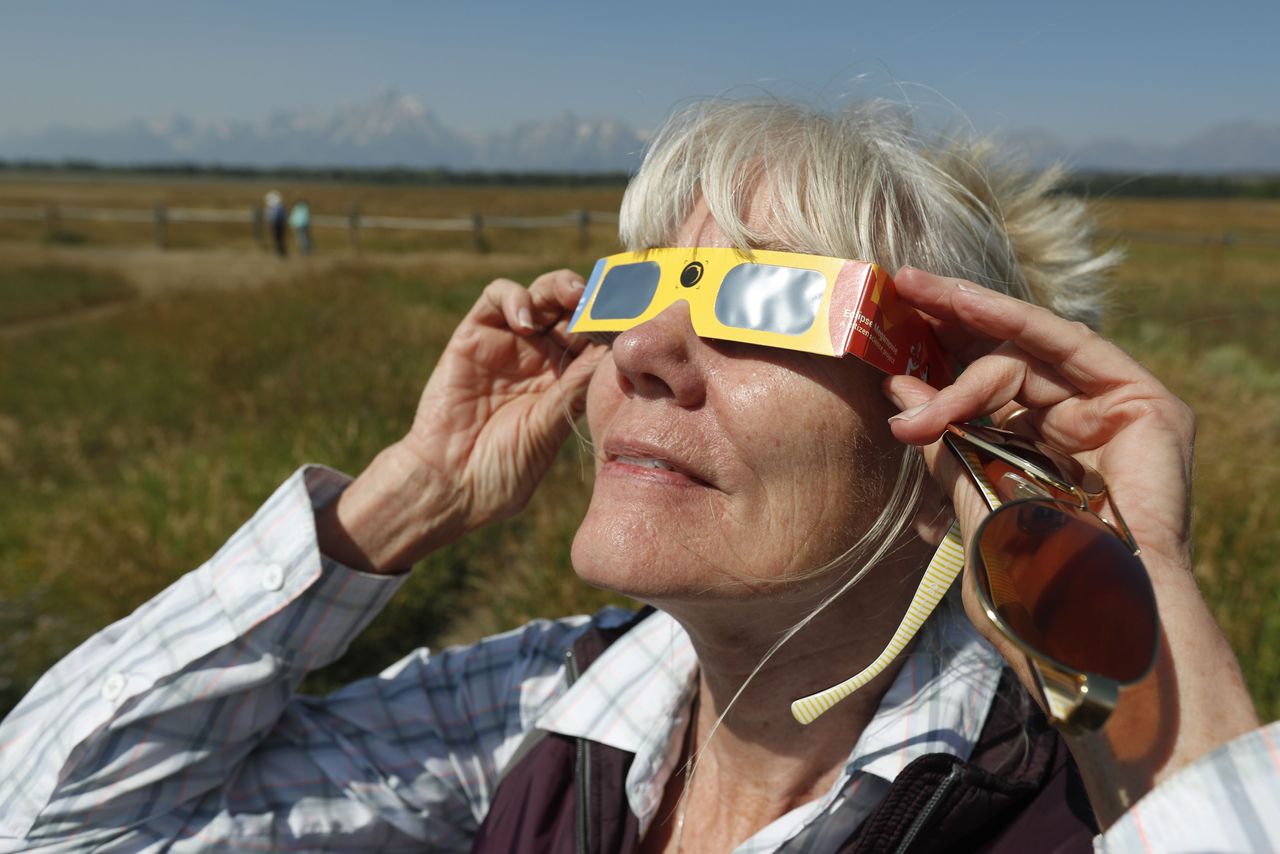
[583,355,619,446]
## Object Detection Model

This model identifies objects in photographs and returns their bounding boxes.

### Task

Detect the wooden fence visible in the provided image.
[1,203,1279,256]
[0,204,620,251]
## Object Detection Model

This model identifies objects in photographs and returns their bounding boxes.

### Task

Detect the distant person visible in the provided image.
[264,190,287,257]
[289,198,313,255]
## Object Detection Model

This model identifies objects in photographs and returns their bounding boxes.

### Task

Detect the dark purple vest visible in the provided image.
[472,611,1097,853]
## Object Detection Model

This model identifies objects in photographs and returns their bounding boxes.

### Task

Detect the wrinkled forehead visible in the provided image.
[670,185,797,253]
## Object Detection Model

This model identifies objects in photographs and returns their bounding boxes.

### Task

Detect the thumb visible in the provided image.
[529,344,607,438]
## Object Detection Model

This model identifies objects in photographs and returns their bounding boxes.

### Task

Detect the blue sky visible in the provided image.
[3,0,1277,144]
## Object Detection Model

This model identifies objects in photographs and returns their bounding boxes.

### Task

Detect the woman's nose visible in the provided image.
[610,302,707,408]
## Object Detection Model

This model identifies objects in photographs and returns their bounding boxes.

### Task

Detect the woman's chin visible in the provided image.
[570,512,667,598]
[571,510,774,605]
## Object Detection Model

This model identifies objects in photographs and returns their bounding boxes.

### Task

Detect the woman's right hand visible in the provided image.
[317,269,604,574]
[407,268,604,526]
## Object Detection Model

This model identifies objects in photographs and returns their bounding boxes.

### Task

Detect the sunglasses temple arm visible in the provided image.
[943,434,1003,513]
[790,522,966,725]
[1105,496,1143,555]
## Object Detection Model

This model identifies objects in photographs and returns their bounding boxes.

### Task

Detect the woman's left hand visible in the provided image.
[882,266,1258,825]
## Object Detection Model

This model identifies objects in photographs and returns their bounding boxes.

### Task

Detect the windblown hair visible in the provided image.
[620,98,1117,328]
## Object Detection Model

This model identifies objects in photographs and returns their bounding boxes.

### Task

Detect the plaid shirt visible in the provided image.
[0,466,1276,852]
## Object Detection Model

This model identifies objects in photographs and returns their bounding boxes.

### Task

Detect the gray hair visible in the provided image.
[620,97,1117,328]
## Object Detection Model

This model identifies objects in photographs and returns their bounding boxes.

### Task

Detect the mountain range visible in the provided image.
[2,90,1278,174]
[0,90,649,173]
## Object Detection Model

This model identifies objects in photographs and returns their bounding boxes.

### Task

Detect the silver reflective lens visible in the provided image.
[590,261,661,320]
[714,264,824,335]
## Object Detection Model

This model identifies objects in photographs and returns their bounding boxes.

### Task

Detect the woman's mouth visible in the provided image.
[612,454,678,471]
[602,442,717,489]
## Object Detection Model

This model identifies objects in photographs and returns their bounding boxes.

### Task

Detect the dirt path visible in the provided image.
[0,244,350,340]
[0,300,134,341]
[0,243,579,341]
[0,243,345,297]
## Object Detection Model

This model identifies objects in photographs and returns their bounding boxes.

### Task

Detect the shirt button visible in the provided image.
[261,562,285,592]
[102,672,127,701]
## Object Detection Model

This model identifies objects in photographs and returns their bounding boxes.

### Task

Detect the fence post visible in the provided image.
[1205,233,1231,285]
[153,205,168,250]
[472,213,487,253]
[348,204,361,252]
[45,205,60,240]
[252,204,264,249]
[577,209,590,251]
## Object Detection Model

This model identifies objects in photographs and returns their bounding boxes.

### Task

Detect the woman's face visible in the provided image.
[571,197,906,603]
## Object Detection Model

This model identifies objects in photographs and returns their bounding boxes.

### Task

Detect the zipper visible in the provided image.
[894,764,963,854]
[566,648,590,854]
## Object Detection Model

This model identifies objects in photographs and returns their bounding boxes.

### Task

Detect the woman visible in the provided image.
[0,100,1272,852]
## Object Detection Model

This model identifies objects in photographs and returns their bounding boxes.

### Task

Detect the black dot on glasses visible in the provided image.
[680,262,704,287]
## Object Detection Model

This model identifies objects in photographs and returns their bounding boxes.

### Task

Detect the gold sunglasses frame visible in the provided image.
[943,422,1159,734]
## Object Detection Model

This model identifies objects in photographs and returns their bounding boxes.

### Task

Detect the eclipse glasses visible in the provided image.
[571,248,1158,733]
[568,247,953,385]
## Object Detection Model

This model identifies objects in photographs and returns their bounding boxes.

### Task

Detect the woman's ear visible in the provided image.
[910,477,954,546]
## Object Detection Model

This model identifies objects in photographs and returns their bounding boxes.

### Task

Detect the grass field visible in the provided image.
[1,176,1278,723]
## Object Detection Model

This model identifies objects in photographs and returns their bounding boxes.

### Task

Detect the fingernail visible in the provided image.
[569,278,585,289]
[889,402,930,423]
[517,308,534,330]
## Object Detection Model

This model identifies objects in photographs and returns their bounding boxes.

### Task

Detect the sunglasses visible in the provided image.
[790,422,1159,733]
[942,422,1160,732]
[568,248,953,386]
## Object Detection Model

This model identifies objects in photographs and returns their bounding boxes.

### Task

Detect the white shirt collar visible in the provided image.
[537,602,1004,843]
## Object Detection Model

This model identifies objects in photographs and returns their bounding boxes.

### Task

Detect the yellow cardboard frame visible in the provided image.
[569,247,952,386]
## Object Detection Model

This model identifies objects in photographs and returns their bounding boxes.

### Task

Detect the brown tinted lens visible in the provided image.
[973,499,1157,682]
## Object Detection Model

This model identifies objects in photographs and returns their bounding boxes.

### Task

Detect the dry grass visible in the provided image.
[1104,235,1280,714]
[0,180,1277,721]
[1095,198,1280,238]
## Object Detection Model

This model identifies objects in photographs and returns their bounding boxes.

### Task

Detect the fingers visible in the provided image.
[475,270,600,432]
[886,342,1078,444]
[894,267,1157,393]
[476,269,586,334]
[531,343,608,427]
[918,310,1002,367]
[889,266,1182,451]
